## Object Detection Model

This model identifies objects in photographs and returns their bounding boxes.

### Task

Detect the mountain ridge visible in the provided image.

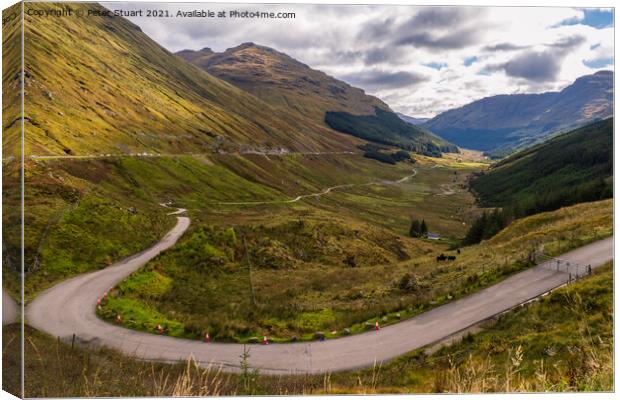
[424,70,613,156]
[178,43,456,155]
[176,43,391,122]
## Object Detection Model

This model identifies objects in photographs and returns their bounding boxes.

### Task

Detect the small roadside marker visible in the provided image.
[116,314,123,324]
[375,321,380,331]
[262,336,269,345]
[204,332,210,343]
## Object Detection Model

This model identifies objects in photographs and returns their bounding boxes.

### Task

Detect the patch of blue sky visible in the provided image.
[556,8,613,29]
[424,62,448,70]
[464,56,478,67]
[583,57,614,68]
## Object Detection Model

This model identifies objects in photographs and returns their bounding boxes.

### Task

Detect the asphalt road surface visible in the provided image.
[2,289,18,325]
[25,212,613,374]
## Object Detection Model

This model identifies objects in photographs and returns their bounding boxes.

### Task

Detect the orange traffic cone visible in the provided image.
[375,321,380,331]
[204,332,210,343]
[262,336,269,345]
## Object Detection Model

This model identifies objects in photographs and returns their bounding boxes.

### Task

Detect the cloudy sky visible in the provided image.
[109,4,614,117]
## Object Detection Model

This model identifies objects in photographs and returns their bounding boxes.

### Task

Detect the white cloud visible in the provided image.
[107,3,614,118]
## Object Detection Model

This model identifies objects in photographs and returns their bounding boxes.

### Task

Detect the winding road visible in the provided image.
[22,206,613,374]
[10,150,357,163]
[215,169,417,205]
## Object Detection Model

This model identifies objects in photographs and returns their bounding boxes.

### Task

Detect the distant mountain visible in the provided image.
[471,118,613,207]
[178,43,456,155]
[7,4,363,156]
[396,113,430,126]
[425,71,613,157]
[177,43,389,122]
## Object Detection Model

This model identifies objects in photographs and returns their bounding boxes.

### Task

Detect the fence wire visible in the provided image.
[534,252,592,282]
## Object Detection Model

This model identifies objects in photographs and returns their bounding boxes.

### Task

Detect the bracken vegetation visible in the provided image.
[98,199,611,343]
[4,151,480,300]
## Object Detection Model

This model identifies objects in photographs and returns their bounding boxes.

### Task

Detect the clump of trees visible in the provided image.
[359,144,414,165]
[463,177,612,245]
[326,106,458,156]
[363,149,397,164]
[463,209,508,245]
[390,150,412,162]
[409,218,428,238]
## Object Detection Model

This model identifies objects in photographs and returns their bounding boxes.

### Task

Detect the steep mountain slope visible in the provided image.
[2,4,22,159]
[471,118,613,207]
[179,43,456,155]
[425,71,613,156]
[10,3,361,156]
[177,43,390,123]
[463,118,612,245]
[325,107,457,155]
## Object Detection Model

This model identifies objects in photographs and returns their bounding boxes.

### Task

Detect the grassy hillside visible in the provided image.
[100,199,610,342]
[2,4,22,159]
[326,107,458,156]
[6,233,612,397]
[10,3,360,156]
[471,118,613,207]
[326,262,613,393]
[5,152,479,299]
